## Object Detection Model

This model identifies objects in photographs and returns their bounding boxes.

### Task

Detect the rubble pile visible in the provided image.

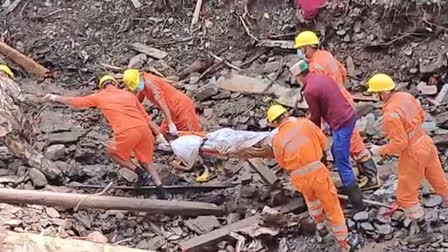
[0,0,448,251]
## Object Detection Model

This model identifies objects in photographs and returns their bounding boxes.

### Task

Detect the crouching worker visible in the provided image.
[367,73,448,243]
[43,75,169,199]
[268,104,351,252]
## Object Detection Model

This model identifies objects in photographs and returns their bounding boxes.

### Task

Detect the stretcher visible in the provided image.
[169,128,274,169]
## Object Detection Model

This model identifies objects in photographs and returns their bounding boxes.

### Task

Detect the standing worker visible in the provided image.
[289,60,365,211]
[0,64,14,79]
[295,31,380,190]
[43,75,170,199]
[367,73,448,242]
[122,69,201,136]
[268,104,351,252]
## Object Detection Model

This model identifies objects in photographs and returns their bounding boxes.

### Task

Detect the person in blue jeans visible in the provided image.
[289,60,366,211]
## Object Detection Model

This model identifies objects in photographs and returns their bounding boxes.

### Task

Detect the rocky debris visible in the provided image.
[45,145,66,161]
[45,207,61,218]
[193,83,218,101]
[185,215,221,234]
[423,195,443,208]
[87,231,108,243]
[48,131,83,145]
[353,211,369,222]
[118,168,138,183]
[29,168,48,188]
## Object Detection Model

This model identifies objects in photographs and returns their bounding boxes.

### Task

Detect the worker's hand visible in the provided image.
[156,134,171,151]
[43,93,59,102]
[369,145,382,156]
[168,123,178,136]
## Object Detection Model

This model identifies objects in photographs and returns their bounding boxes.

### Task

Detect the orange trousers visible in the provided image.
[397,134,448,219]
[350,128,369,160]
[290,163,348,242]
[160,100,201,133]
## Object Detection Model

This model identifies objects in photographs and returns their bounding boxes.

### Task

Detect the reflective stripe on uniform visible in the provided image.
[331,223,347,233]
[309,208,323,216]
[334,233,348,241]
[404,204,424,219]
[307,199,321,208]
[290,161,322,176]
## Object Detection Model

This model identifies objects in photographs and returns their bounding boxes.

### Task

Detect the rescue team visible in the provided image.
[1,29,447,251]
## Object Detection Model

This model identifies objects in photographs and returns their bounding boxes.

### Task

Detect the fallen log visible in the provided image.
[191,0,203,27]
[0,42,49,77]
[68,182,240,192]
[129,42,168,60]
[0,229,154,252]
[0,188,226,216]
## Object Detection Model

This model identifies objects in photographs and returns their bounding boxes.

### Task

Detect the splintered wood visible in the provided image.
[0,42,49,77]
[0,230,155,252]
[130,43,168,59]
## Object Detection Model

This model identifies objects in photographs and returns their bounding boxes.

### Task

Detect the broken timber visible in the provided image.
[247,159,279,186]
[0,230,154,252]
[129,42,168,59]
[0,42,49,77]
[257,40,295,49]
[0,188,226,216]
[68,183,239,192]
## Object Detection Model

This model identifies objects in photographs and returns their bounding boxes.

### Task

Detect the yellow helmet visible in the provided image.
[0,64,14,79]
[123,69,140,91]
[367,73,395,93]
[295,31,320,48]
[267,104,287,123]
[98,75,117,88]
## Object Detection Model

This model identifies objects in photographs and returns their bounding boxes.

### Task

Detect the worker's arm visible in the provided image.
[44,93,99,109]
[337,59,348,84]
[379,112,408,156]
[308,120,328,151]
[304,89,322,128]
[135,99,163,138]
[143,78,174,125]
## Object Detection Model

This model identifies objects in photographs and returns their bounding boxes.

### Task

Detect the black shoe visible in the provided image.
[342,182,366,212]
[407,218,435,245]
[136,168,151,187]
[359,159,381,191]
[156,185,171,200]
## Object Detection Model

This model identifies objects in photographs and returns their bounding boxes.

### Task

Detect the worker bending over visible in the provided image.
[290,60,365,211]
[0,64,14,79]
[123,69,201,136]
[268,104,351,252]
[43,75,169,199]
[367,73,448,242]
[295,31,379,190]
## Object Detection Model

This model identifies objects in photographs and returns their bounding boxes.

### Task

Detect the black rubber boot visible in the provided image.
[342,182,366,212]
[156,185,171,200]
[408,218,434,246]
[359,158,381,191]
[136,167,151,187]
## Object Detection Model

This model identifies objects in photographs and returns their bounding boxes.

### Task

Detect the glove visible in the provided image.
[156,134,171,151]
[43,93,58,102]
[370,145,382,156]
[168,123,178,136]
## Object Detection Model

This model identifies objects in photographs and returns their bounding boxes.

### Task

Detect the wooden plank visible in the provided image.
[191,0,203,27]
[0,188,225,216]
[257,40,295,49]
[247,159,279,186]
[130,43,168,59]
[180,215,261,251]
[0,230,154,252]
[0,42,49,77]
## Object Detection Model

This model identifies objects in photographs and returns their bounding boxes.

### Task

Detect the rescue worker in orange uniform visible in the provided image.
[122,69,201,136]
[367,73,448,242]
[295,31,380,190]
[268,104,351,252]
[0,64,14,79]
[43,75,170,199]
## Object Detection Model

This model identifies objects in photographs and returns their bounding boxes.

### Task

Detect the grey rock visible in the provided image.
[184,84,199,92]
[360,222,375,232]
[119,168,137,183]
[391,211,406,222]
[193,84,218,101]
[263,61,281,74]
[146,236,165,250]
[46,207,61,218]
[185,215,221,234]
[8,159,22,175]
[347,218,356,230]
[441,242,448,248]
[5,219,22,227]
[45,144,65,161]
[40,158,63,182]
[423,195,443,208]
[128,53,147,69]
[403,217,412,228]
[29,168,48,188]
[240,185,257,198]
[48,131,82,144]
[0,169,8,176]
[353,211,369,222]
[420,55,444,74]
[375,223,392,235]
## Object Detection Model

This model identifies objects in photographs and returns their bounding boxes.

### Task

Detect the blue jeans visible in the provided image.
[332,119,356,186]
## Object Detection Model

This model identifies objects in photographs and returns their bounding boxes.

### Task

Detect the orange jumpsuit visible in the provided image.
[309,50,369,160]
[71,86,154,165]
[379,92,448,219]
[138,73,201,133]
[272,117,348,244]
